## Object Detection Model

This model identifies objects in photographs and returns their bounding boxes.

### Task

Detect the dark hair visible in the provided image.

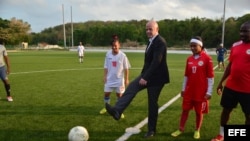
[0,38,5,45]
[242,20,250,29]
[112,34,119,40]
[110,34,119,45]
[243,20,250,25]
[110,38,120,46]
[192,36,202,42]
[192,36,205,49]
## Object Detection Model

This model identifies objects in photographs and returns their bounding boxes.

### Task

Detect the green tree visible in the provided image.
[0,18,31,45]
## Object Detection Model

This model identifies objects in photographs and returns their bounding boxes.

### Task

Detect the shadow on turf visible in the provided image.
[0,129,67,141]
[0,105,102,115]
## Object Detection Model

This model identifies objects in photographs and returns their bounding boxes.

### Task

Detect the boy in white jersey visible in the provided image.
[99,38,131,119]
[0,39,12,102]
[77,42,85,63]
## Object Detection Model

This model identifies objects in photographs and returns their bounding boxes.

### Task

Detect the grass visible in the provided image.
[0,50,245,141]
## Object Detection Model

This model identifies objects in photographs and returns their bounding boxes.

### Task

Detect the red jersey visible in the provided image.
[183,52,214,101]
[226,41,250,93]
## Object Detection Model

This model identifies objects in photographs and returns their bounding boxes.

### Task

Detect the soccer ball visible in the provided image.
[68,126,89,141]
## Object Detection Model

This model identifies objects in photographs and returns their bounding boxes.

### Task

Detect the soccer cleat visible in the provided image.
[194,130,200,139]
[121,113,125,119]
[211,134,224,141]
[7,96,13,102]
[171,130,182,137]
[105,103,121,120]
[99,108,107,114]
[144,131,155,138]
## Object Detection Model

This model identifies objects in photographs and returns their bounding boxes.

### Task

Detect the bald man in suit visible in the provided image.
[106,20,170,138]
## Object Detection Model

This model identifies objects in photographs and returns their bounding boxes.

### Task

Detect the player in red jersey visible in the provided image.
[211,21,250,141]
[171,36,214,139]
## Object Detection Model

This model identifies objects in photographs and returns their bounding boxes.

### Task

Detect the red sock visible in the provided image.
[179,110,189,131]
[195,112,203,130]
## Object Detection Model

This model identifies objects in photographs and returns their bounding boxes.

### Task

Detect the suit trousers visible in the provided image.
[114,75,165,132]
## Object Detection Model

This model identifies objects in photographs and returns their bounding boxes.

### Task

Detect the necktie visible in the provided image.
[146,39,152,52]
[146,41,150,51]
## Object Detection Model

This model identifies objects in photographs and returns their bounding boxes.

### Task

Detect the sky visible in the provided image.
[1,0,250,33]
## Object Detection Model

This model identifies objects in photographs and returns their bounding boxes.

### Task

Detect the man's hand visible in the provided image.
[139,78,147,86]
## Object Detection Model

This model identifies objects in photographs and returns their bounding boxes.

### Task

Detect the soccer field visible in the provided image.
[0,50,245,141]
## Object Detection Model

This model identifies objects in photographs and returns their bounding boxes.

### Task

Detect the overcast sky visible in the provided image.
[1,0,250,33]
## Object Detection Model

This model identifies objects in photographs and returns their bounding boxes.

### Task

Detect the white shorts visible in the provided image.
[78,52,84,57]
[104,86,125,94]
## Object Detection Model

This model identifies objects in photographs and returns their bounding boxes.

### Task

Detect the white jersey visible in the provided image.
[104,50,131,87]
[77,45,85,56]
[0,45,7,67]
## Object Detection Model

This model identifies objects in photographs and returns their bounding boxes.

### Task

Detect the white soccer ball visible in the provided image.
[68,126,89,141]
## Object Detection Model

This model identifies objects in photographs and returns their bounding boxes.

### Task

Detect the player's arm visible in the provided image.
[205,56,214,99]
[4,55,10,74]
[217,62,231,95]
[224,48,228,56]
[181,59,189,97]
[181,76,187,97]
[205,77,214,100]
[103,54,108,83]
[104,68,108,83]
[124,56,130,87]
[124,69,129,87]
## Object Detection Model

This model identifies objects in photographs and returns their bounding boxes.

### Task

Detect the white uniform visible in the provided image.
[77,45,85,56]
[0,45,8,67]
[104,50,131,93]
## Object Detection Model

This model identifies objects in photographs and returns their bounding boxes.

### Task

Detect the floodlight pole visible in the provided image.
[62,4,66,48]
[221,0,226,47]
[71,6,74,48]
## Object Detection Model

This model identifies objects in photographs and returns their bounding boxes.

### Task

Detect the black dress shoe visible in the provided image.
[105,103,121,120]
[144,131,155,138]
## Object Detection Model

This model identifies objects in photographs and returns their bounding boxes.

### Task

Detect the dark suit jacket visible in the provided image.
[141,34,170,86]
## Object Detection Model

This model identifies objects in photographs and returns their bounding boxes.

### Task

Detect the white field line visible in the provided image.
[10,68,183,75]
[10,68,103,75]
[116,56,229,141]
[11,68,143,75]
[116,94,181,141]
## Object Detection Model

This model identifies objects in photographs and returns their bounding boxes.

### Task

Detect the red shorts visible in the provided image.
[182,99,209,114]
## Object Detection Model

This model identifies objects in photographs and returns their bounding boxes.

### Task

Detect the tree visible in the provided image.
[0,18,31,45]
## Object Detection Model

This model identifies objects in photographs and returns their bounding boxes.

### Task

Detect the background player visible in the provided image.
[216,43,227,70]
[77,42,85,63]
